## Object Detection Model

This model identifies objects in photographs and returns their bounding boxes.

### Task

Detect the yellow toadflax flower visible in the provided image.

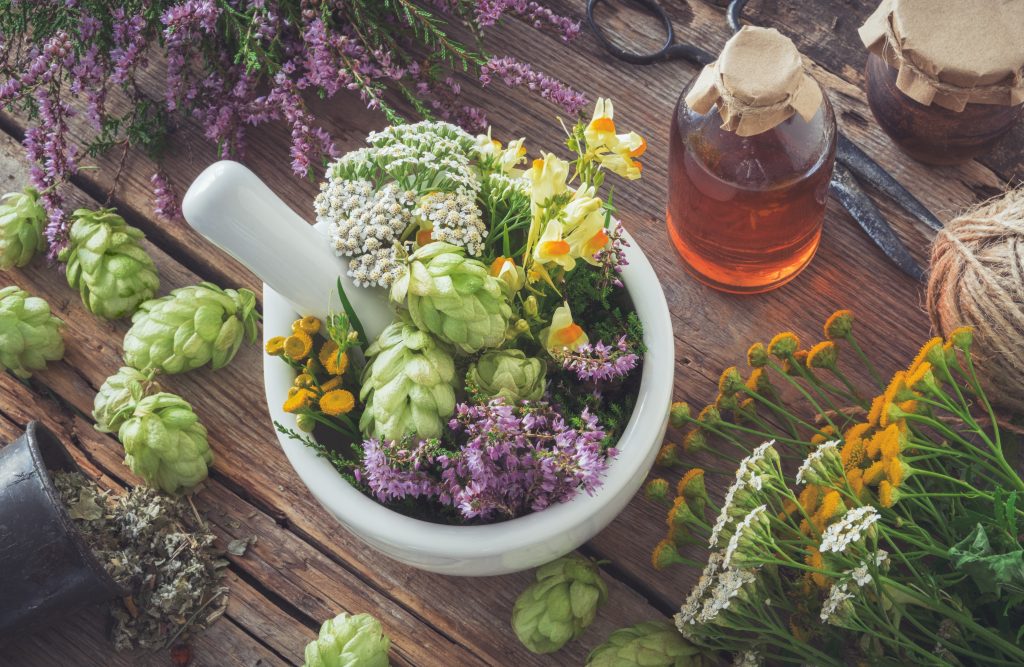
[539,302,588,354]
[489,256,525,292]
[533,221,576,271]
[320,389,356,416]
[585,98,645,180]
[284,330,314,361]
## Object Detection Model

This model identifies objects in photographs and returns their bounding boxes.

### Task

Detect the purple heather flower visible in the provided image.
[559,336,640,384]
[480,56,588,116]
[151,172,181,220]
[361,400,612,522]
[475,1,582,42]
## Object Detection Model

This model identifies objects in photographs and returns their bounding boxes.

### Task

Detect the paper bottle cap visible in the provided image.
[684,26,823,137]
[859,0,1024,111]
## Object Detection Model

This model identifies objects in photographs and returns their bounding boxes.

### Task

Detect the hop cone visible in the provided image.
[359,320,456,441]
[93,366,161,433]
[124,282,259,374]
[586,621,715,667]
[467,349,546,402]
[118,392,213,494]
[303,612,390,667]
[0,286,64,378]
[0,188,46,269]
[58,208,160,319]
[512,555,608,654]
[391,242,511,353]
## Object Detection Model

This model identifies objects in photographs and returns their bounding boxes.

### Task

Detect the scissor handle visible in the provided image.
[727,0,751,33]
[586,0,675,65]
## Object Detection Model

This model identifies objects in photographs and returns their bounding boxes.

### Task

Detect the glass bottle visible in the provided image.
[667,78,837,294]
[865,53,1023,166]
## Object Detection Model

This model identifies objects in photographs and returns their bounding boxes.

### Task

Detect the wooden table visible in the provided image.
[1,1,1020,665]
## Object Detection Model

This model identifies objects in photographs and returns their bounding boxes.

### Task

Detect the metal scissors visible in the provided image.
[587,0,942,281]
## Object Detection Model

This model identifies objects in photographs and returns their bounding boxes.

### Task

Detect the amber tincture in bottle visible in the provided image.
[859,0,1024,166]
[667,27,836,294]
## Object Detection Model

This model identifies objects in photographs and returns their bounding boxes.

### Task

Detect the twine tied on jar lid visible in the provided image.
[859,0,1024,112]
[685,26,823,137]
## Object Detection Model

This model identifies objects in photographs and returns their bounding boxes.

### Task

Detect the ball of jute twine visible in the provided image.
[927,187,1024,413]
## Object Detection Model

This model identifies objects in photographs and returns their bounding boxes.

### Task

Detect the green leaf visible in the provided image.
[948,523,1024,596]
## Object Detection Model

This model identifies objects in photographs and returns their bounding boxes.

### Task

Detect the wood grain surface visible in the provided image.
[0,1,1020,665]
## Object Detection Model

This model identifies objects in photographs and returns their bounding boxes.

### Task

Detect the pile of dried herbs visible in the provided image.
[53,471,229,650]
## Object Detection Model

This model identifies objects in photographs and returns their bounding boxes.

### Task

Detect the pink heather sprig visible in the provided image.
[359,399,612,521]
[595,219,630,289]
[475,1,582,42]
[559,336,640,384]
[480,56,589,116]
[1,1,585,259]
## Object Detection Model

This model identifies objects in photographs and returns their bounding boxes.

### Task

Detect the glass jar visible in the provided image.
[667,79,837,294]
[865,53,1023,165]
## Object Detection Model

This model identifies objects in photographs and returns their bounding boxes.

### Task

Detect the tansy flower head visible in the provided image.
[844,422,872,444]
[294,373,316,389]
[669,401,691,429]
[683,429,707,453]
[879,371,913,427]
[747,342,769,368]
[696,404,721,427]
[804,547,829,588]
[283,387,315,413]
[811,425,837,445]
[817,490,844,522]
[798,484,822,514]
[907,337,941,375]
[651,538,686,570]
[656,441,683,468]
[847,467,865,495]
[319,340,350,376]
[807,341,838,369]
[878,480,899,508]
[644,478,670,503]
[885,457,908,488]
[265,336,286,356]
[824,310,853,339]
[716,392,739,412]
[768,332,800,358]
[293,316,321,335]
[718,366,745,397]
[320,389,355,416]
[948,326,974,352]
[866,395,885,425]
[320,376,342,392]
[677,468,707,505]
[840,438,866,471]
[296,413,316,433]
[744,368,769,395]
[785,350,809,375]
[876,423,902,461]
[284,330,314,361]
[862,460,886,485]
[667,496,699,530]
[907,362,936,393]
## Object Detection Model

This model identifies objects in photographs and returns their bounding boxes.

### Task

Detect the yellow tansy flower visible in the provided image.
[804,547,829,589]
[284,330,314,361]
[866,395,885,425]
[747,342,769,368]
[265,336,286,356]
[798,484,822,514]
[876,423,902,461]
[863,460,886,485]
[319,340,350,376]
[806,341,837,369]
[817,490,844,521]
[676,468,705,498]
[878,480,898,508]
[841,437,866,471]
[768,331,800,358]
[319,377,342,393]
[847,467,865,495]
[294,373,316,389]
[283,387,315,413]
[320,389,356,416]
[811,425,837,445]
[293,316,321,335]
[823,309,853,339]
[886,457,907,487]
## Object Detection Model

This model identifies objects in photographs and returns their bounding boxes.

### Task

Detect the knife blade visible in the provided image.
[836,134,943,232]
[829,163,926,282]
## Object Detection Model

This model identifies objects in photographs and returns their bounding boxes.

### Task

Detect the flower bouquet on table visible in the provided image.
[268,99,649,524]
[634,312,1024,666]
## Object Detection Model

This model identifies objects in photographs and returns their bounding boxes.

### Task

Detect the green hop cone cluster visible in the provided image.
[58,208,160,319]
[467,349,546,402]
[124,282,259,374]
[586,621,717,667]
[391,242,511,354]
[303,612,391,667]
[118,392,213,494]
[0,286,64,378]
[359,320,456,441]
[0,188,46,269]
[93,366,162,433]
[512,555,608,654]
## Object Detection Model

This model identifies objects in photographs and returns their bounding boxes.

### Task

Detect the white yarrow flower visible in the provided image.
[795,440,842,486]
[820,506,880,554]
[723,505,768,569]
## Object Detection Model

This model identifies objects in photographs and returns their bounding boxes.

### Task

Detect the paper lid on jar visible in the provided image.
[859,0,1024,111]
[685,26,823,137]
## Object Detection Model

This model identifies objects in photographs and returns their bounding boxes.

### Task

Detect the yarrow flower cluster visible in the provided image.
[0,1,584,259]
[359,399,612,521]
[819,506,880,554]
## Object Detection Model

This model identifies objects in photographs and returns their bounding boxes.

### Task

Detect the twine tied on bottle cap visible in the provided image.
[685,26,823,137]
[859,0,1024,112]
